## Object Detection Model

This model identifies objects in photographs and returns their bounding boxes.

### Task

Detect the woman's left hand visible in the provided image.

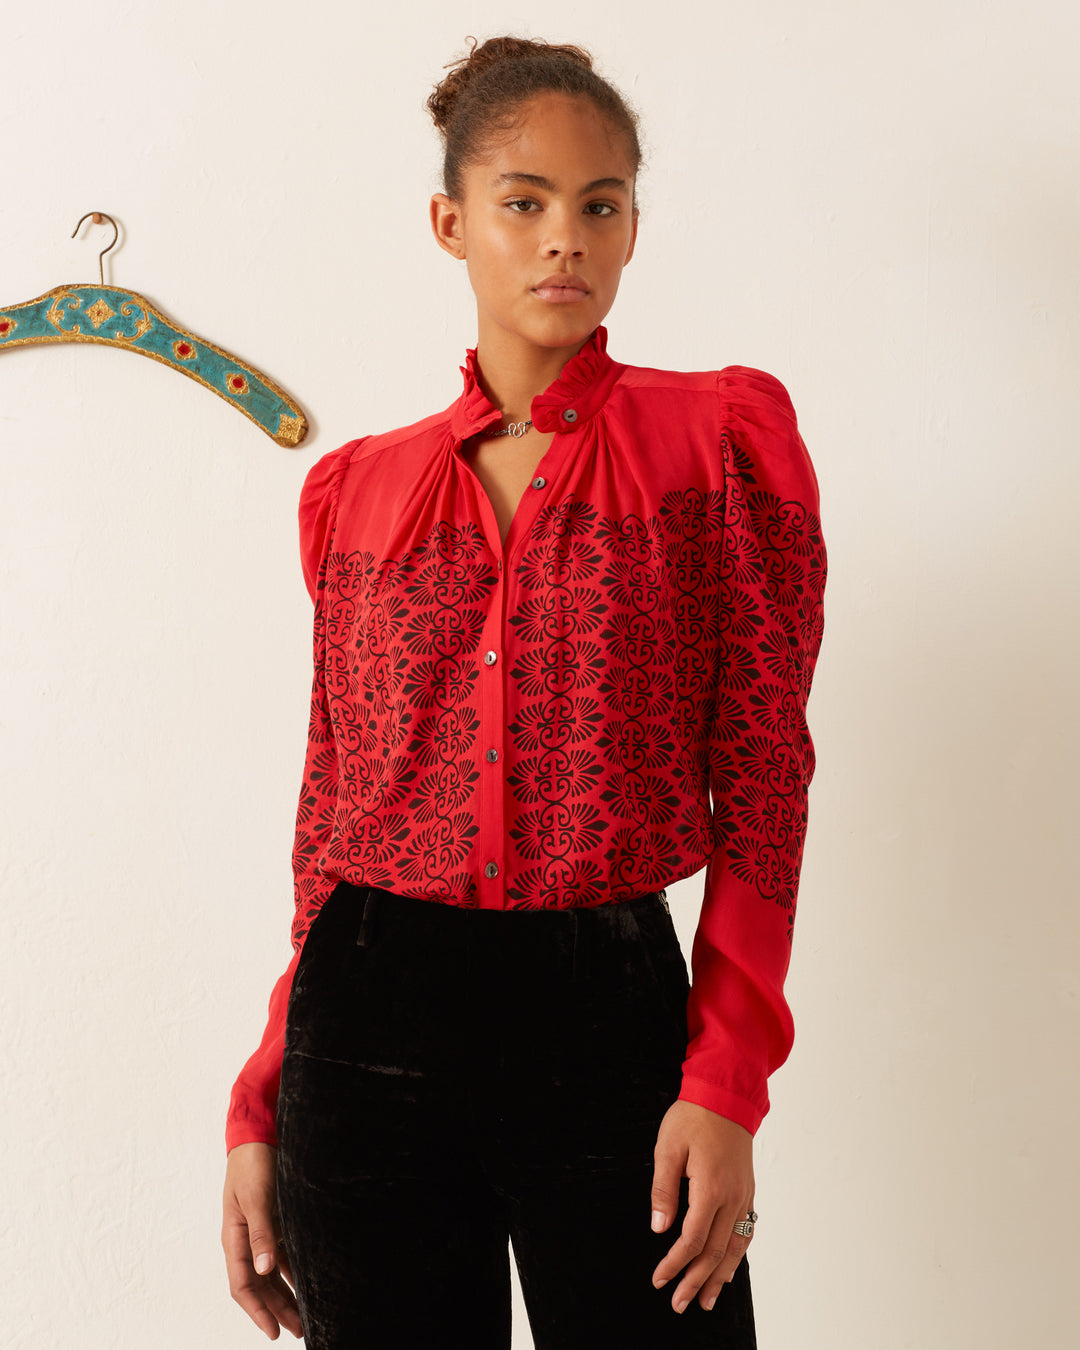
[649,1099,755,1314]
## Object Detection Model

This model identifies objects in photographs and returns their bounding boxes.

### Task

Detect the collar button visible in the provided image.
[561,407,578,422]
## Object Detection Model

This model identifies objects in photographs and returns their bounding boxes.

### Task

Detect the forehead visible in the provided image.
[474,93,631,183]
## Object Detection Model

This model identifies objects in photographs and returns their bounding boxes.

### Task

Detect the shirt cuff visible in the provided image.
[678,1073,767,1136]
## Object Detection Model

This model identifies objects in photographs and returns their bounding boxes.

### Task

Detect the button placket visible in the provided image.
[479,637,503,901]
[471,405,586,902]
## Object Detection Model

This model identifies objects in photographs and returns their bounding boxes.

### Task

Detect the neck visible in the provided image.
[472,317,592,421]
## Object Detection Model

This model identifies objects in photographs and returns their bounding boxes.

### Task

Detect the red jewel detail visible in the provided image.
[231,376,244,391]
[177,342,192,356]
[0,320,10,334]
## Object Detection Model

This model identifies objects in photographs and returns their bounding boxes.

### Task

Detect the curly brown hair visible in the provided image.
[426,34,646,211]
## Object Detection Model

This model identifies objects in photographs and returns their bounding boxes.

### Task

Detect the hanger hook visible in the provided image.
[71,211,119,286]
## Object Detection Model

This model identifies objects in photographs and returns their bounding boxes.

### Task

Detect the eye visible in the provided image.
[504,198,618,217]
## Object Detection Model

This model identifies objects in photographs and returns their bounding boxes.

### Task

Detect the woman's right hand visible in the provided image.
[221,1142,303,1340]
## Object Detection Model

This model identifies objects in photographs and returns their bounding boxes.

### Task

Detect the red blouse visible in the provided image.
[225,323,826,1152]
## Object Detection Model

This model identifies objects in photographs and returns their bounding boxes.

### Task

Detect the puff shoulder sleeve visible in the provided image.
[677,370,827,1135]
[224,438,362,1154]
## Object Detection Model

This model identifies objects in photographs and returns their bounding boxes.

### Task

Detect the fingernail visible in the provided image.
[255,1253,272,1275]
[705,1294,717,1310]
[651,1209,665,1232]
[674,1296,688,1314]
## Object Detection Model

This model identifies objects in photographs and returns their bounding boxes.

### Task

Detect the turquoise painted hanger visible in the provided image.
[0,212,309,447]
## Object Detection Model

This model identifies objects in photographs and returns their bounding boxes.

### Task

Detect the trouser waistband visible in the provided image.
[338,881,670,983]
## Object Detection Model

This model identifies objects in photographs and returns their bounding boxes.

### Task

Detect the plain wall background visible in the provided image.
[2,1,1077,1346]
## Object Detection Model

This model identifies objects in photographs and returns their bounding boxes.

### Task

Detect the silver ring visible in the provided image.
[732,1209,758,1237]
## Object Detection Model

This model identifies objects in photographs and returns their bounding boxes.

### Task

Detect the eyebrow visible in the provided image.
[493,172,630,195]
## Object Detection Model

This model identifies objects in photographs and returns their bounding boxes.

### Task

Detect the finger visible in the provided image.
[702,1190,755,1297]
[650,1172,721,1291]
[669,1193,756,1306]
[223,1217,283,1339]
[696,1232,751,1311]
[661,1188,745,1312]
[246,1205,280,1279]
[649,1150,684,1237]
[260,1269,304,1339]
[275,1240,295,1289]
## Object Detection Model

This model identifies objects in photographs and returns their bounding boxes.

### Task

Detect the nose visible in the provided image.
[542,203,588,257]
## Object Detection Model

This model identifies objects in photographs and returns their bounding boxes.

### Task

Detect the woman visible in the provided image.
[221,33,826,1349]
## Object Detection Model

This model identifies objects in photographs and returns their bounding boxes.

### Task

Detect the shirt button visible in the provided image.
[561,408,578,423]
[483,650,498,666]
[486,748,499,762]
[484,861,499,879]
[532,476,546,489]
[497,558,503,570]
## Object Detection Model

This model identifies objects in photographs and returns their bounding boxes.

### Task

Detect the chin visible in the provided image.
[526,308,600,342]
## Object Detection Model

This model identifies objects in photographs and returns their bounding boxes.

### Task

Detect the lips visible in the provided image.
[532,274,589,293]
[531,274,590,305]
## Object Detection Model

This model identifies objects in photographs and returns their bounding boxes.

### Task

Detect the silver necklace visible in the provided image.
[489,418,533,438]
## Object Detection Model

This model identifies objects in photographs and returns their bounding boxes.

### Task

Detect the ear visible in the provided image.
[430,193,466,260]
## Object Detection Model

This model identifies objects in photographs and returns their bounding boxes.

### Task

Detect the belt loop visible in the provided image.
[571,907,589,981]
[355,887,377,946]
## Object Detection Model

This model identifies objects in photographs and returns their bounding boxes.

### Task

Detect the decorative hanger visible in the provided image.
[0,212,308,446]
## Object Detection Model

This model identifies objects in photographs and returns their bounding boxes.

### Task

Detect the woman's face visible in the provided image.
[432,92,639,352]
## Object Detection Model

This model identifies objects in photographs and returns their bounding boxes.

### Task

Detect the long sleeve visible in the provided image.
[224,438,361,1154]
[676,369,827,1136]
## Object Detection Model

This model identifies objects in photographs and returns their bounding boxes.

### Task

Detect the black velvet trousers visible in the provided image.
[275,880,758,1348]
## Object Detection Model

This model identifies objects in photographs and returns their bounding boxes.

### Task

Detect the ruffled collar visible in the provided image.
[449,323,624,440]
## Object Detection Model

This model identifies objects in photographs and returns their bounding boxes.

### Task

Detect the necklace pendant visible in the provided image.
[505,419,531,438]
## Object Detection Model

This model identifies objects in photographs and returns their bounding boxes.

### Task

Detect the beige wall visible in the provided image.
[2,1,1077,1345]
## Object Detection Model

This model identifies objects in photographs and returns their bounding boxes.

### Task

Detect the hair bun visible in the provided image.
[428,34,595,134]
